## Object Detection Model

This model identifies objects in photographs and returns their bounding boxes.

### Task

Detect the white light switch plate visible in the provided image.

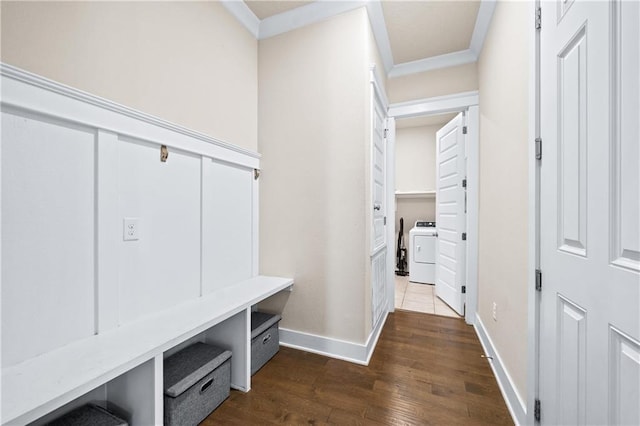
[123,217,140,241]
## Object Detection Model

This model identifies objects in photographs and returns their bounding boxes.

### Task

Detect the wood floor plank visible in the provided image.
[205,311,512,425]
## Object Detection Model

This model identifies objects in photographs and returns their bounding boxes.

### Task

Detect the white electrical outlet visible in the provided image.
[492,302,497,321]
[123,217,140,241]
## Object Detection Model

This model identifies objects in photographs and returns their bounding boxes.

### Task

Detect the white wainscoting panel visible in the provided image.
[2,109,97,367]
[1,63,261,369]
[117,137,202,325]
[202,159,253,295]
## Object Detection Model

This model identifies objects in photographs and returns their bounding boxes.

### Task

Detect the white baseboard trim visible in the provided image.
[474,314,527,425]
[280,311,388,366]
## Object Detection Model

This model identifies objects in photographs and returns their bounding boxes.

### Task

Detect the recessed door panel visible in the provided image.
[557,295,586,425]
[611,0,640,271]
[557,27,587,257]
[609,327,640,425]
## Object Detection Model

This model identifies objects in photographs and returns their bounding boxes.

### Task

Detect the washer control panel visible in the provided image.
[415,221,436,227]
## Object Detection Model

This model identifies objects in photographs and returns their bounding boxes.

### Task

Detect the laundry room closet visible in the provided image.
[394,113,459,317]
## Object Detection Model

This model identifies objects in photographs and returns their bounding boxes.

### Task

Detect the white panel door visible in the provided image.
[539,1,640,424]
[371,92,387,327]
[435,113,466,316]
[372,97,386,253]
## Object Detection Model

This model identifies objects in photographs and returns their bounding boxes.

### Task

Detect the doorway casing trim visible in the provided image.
[527,1,540,425]
[388,90,479,327]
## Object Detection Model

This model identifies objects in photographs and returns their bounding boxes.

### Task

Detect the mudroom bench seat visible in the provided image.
[2,276,293,426]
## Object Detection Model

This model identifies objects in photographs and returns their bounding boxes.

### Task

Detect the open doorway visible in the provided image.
[387,92,479,325]
[393,113,460,317]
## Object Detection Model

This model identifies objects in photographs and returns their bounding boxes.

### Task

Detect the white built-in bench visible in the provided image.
[0,64,294,425]
[2,276,293,425]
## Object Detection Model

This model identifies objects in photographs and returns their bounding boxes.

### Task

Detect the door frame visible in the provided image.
[369,66,394,322]
[388,91,479,325]
[527,1,541,424]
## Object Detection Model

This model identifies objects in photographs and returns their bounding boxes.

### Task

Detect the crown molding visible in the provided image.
[259,1,365,40]
[223,0,496,79]
[220,0,260,39]
[365,1,394,74]
[470,0,497,56]
[389,49,477,78]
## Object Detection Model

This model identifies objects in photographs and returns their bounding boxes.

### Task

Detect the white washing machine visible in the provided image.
[409,221,437,284]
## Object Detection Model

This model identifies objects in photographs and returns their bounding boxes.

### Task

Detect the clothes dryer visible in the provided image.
[409,221,437,284]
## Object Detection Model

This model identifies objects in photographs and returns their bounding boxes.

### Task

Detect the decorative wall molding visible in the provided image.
[280,311,388,366]
[470,0,498,56]
[221,0,260,38]
[388,90,479,119]
[0,64,260,169]
[369,65,389,110]
[258,1,365,40]
[389,49,478,78]
[475,315,527,425]
[222,1,496,79]
[365,1,394,74]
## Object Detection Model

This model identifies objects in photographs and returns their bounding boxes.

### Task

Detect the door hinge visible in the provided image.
[535,7,542,30]
[535,137,542,160]
[254,169,261,180]
[534,398,541,422]
[535,269,542,291]
[384,128,389,138]
[462,126,468,134]
[461,286,466,294]
[462,232,467,241]
[462,178,467,188]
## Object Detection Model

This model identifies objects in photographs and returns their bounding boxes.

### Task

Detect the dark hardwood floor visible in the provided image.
[203,310,512,425]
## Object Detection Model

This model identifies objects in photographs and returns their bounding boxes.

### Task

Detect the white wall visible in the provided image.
[395,125,438,193]
[0,1,258,151]
[258,8,371,344]
[477,0,529,402]
[394,124,439,254]
[387,62,478,104]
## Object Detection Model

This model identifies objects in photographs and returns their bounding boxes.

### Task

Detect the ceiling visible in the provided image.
[230,1,494,79]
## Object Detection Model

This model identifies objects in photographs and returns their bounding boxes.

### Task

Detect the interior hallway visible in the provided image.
[205,310,511,424]
[395,276,461,318]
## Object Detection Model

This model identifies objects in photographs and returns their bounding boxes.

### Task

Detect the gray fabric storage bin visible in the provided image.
[46,404,127,426]
[163,342,232,426]
[251,312,281,375]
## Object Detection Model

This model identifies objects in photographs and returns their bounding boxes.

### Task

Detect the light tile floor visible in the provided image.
[394,275,461,318]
